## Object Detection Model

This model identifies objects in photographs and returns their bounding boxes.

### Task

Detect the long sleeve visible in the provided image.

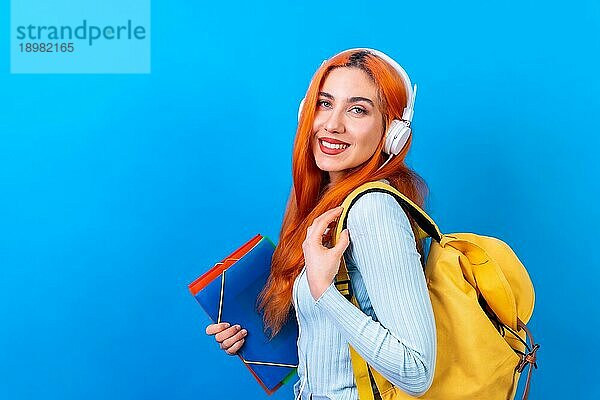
[313,191,437,397]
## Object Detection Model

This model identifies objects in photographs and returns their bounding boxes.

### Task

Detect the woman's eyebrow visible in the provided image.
[319,91,374,107]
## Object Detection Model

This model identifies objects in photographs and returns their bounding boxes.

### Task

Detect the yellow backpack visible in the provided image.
[332,181,539,400]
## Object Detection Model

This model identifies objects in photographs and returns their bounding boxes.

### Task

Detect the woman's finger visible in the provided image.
[314,205,343,221]
[215,324,242,343]
[307,207,343,244]
[205,322,230,335]
[332,228,351,257]
[221,328,248,349]
[309,207,342,233]
[311,206,342,229]
[225,338,246,355]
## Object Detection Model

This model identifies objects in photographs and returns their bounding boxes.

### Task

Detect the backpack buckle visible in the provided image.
[516,343,540,373]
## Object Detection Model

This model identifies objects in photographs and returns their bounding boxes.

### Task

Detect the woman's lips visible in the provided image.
[319,139,350,155]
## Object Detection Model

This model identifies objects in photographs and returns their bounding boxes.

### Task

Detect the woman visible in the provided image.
[205,48,436,400]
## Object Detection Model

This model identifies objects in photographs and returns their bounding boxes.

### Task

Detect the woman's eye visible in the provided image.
[317,100,331,108]
[350,106,367,115]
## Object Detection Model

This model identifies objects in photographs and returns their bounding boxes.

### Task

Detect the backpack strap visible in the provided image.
[514,318,540,400]
[331,181,442,398]
[334,181,442,245]
[332,181,441,300]
[332,181,443,300]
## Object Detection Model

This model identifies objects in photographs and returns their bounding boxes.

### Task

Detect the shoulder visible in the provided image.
[346,184,413,235]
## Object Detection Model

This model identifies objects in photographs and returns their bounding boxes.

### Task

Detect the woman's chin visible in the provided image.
[316,160,342,172]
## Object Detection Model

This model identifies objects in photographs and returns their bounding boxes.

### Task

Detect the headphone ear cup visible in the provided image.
[384,120,411,156]
[298,98,305,122]
[383,120,401,155]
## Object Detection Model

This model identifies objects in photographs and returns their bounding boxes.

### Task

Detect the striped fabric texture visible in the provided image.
[292,180,437,400]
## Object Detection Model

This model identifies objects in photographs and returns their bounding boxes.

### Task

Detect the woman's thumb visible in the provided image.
[334,229,350,254]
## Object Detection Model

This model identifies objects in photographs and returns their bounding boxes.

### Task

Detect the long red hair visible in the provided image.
[257,49,429,338]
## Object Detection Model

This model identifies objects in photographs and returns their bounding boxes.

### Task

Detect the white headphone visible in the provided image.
[297,48,417,171]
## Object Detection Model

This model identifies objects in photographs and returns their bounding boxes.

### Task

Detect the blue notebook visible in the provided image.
[188,234,299,394]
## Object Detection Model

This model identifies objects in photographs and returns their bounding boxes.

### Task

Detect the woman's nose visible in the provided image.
[323,108,345,134]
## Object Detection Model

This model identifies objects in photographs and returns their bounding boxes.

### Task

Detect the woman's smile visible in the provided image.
[319,138,351,155]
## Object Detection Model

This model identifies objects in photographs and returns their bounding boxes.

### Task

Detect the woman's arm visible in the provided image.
[313,191,437,397]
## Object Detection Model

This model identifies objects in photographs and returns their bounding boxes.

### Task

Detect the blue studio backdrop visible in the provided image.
[1,1,598,399]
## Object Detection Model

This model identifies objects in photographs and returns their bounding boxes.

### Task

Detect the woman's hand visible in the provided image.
[205,322,247,355]
[303,206,350,301]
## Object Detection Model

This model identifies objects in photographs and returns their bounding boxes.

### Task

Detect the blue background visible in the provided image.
[1,1,598,399]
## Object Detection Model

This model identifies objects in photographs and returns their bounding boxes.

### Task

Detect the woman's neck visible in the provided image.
[328,171,345,186]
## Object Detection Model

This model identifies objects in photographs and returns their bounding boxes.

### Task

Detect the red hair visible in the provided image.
[257,49,429,337]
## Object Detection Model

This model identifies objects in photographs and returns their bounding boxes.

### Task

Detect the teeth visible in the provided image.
[321,140,349,150]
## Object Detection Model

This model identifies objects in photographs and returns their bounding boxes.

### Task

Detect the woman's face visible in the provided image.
[312,67,385,185]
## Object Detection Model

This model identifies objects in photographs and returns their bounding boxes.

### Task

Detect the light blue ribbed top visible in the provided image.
[292,180,437,400]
